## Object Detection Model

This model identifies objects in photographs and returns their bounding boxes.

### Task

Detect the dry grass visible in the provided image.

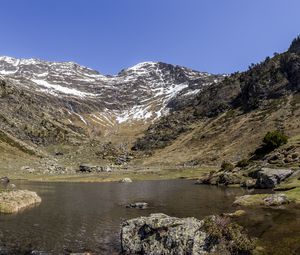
[142,96,300,166]
[4,167,214,183]
[0,190,41,213]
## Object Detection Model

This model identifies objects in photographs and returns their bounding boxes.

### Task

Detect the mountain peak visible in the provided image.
[289,35,300,54]
[126,61,158,71]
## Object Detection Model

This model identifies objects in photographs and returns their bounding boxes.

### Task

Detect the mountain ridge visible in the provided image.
[0,56,224,169]
[0,56,223,125]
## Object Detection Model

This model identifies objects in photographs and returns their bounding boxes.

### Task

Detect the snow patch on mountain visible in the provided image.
[32,79,96,97]
[0,56,225,126]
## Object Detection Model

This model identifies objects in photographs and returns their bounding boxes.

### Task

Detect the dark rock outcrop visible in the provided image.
[0,176,9,184]
[250,167,293,189]
[196,170,244,186]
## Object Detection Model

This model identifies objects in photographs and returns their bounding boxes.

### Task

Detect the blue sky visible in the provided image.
[0,0,299,75]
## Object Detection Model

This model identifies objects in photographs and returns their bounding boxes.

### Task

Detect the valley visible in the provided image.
[1,35,300,255]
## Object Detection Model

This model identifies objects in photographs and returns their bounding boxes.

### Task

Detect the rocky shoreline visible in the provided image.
[195,140,300,210]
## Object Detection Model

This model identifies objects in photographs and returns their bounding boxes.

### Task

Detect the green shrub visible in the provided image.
[289,35,300,54]
[263,131,288,150]
[221,161,234,172]
[253,131,288,158]
[236,159,250,168]
[203,215,256,254]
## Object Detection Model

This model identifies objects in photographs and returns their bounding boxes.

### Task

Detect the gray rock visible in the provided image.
[264,194,290,206]
[126,202,148,209]
[119,178,132,183]
[96,166,113,172]
[121,213,207,255]
[241,179,256,189]
[21,166,35,173]
[78,164,113,173]
[251,168,293,189]
[121,213,255,255]
[0,176,9,184]
[8,183,16,189]
[78,164,94,173]
[195,171,243,186]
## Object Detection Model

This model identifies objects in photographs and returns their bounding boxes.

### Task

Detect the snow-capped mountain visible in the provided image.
[0,56,223,128]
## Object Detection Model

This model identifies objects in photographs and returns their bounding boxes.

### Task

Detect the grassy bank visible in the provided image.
[3,167,214,183]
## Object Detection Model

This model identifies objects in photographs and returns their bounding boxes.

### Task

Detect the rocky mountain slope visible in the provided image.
[0,57,223,168]
[0,57,222,125]
[133,37,300,166]
[1,37,300,171]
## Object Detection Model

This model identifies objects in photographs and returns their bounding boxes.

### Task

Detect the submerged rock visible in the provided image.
[126,202,148,209]
[0,190,41,213]
[121,213,255,255]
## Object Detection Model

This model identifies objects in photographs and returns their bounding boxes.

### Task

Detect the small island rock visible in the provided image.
[0,190,42,213]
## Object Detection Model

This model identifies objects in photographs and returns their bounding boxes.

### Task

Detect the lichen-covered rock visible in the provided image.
[0,190,42,213]
[121,213,255,255]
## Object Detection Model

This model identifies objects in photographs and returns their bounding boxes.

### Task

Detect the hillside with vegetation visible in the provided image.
[132,37,300,167]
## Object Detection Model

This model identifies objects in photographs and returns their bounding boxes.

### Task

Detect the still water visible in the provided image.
[0,180,299,254]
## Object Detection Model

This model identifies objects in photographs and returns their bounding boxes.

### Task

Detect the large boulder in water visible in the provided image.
[121,213,255,255]
[250,168,293,189]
